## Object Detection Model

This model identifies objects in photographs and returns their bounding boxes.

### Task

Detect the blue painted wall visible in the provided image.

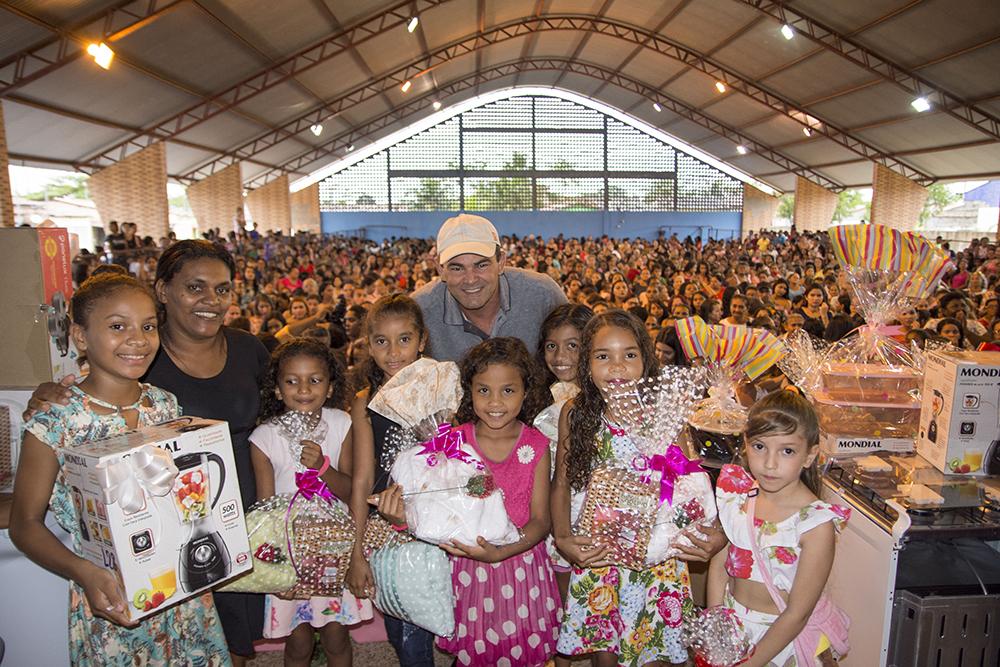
[321,210,742,242]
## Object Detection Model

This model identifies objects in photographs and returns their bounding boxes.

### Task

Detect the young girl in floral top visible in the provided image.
[552,310,698,666]
[9,273,229,666]
[708,390,850,667]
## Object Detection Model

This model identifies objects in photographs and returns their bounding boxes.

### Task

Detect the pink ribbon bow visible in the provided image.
[646,445,704,506]
[294,469,334,503]
[418,424,480,468]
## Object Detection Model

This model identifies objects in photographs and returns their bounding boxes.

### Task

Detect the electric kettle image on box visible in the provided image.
[172,452,230,591]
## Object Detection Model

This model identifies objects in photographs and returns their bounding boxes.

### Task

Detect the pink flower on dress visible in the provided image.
[831,504,852,523]
[725,546,754,579]
[717,465,754,495]
[773,546,797,565]
[656,590,684,628]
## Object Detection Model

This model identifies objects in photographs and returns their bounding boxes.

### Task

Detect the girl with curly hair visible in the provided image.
[552,310,695,666]
[250,338,372,666]
[436,337,561,667]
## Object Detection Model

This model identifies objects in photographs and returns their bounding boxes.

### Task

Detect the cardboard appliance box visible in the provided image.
[917,350,1000,476]
[0,228,79,388]
[0,391,31,493]
[819,431,914,456]
[61,417,251,620]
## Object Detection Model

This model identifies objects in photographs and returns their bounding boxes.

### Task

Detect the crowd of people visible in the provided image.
[73,218,1000,370]
[13,212,998,667]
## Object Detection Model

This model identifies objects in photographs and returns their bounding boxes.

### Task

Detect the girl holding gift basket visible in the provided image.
[9,273,229,666]
[553,309,703,667]
[707,390,850,667]
[249,338,371,667]
[346,294,438,666]
[434,337,562,667]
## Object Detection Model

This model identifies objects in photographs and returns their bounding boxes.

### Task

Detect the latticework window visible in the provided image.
[318,95,743,213]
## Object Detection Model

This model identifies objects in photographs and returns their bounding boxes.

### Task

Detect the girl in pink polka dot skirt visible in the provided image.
[436,338,562,667]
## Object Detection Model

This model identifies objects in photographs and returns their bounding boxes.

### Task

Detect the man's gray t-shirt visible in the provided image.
[412,267,567,361]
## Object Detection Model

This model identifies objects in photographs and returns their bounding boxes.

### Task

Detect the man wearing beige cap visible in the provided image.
[412,214,567,361]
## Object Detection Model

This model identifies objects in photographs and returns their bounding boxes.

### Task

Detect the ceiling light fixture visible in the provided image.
[780,24,794,40]
[86,42,115,69]
[736,145,748,155]
[911,96,931,112]
[715,81,727,94]
[433,100,442,110]
[653,102,662,112]
[347,144,355,152]
[401,80,412,93]
[407,16,419,32]
[310,124,323,136]
[802,127,812,137]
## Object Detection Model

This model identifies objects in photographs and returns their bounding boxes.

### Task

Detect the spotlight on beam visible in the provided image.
[86,42,114,69]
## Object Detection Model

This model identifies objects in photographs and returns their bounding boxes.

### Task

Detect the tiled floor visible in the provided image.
[248,639,455,666]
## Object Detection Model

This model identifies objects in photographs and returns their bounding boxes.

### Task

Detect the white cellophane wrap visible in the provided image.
[368,357,463,440]
[644,471,717,566]
[777,329,829,399]
[390,434,521,546]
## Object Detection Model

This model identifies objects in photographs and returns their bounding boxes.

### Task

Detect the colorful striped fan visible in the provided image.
[674,317,786,380]
[828,223,952,298]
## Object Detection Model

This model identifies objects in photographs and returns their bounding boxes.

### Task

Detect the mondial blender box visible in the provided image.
[61,417,251,620]
[917,349,1000,476]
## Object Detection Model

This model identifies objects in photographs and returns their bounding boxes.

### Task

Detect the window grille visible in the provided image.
[318,95,742,213]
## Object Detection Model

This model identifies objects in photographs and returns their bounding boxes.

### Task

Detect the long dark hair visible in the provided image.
[536,303,594,386]
[359,294,427,397]
[259,338,346,423]
[456,338,551,426]
[566,310,659,491]
[743,390,820,495]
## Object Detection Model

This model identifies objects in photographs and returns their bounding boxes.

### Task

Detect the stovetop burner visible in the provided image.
[823,460,1000,540]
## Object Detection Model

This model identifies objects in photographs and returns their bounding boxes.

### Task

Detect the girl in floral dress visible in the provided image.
[9,273,229,666]
[435,337,561,667]
[708,390,850,666]
[553,310,695,666]
[250,339,372,667]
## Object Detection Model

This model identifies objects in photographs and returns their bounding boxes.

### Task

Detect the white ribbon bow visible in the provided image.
[95,445,178,514]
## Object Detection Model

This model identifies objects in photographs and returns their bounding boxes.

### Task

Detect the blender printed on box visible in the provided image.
[60,417,250,621]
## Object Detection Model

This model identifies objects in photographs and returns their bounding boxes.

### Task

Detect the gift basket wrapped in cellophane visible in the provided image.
[817,224,953,439]
[675,317,787,463]
[682,605,754,667]
[575,366,714,569]
[220,411,354,596]
[362,515,456,638]
[371,357,520,546]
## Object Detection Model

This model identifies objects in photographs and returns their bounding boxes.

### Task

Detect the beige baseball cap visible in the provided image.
[436,213,500,265]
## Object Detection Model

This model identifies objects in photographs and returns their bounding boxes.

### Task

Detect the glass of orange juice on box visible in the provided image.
[149,566,177,599]
[964,450,984,473]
